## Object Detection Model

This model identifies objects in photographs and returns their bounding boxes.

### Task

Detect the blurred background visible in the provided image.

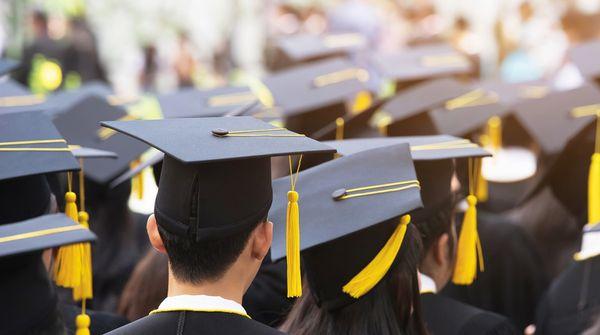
[2,0,599,98]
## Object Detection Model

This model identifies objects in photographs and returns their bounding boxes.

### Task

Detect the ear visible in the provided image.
[250,220,273,261]
[433,233,451,266]
[147,214,167,254]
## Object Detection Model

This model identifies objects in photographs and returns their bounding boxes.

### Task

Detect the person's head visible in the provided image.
[29,9,48,37]
[281,222,426,335]
[147,212,272,291]
[412,159,457,289]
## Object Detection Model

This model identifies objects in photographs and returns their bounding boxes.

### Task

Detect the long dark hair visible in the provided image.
[280,224,428,335]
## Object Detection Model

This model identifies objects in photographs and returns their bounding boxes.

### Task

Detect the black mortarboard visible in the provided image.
[260,57,368,135]
[101,116,334,235]
[569,39,600,80]
[275,32,367,64]
[371,44,473,89]
[69,146,118,159]
[53,95,149,184]
[0,80,47,114]
[0,58,19,76]
[323,135,490,285]
[513,83,600,157]
[0,213,96,258]
[371,78,471,136]
[157,86,262,119]
[109,152,163,188]
[0,111,79,181]
[269,143,422,309]
[0,213,96,335]
[44,81,116,116]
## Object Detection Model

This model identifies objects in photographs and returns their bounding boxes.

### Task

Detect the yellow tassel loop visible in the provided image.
[343,215,411,298]
[476,135,489,202]
[73,211,93,301]
[286,155,303,297]
[453,158,484,285]
[75,313,91,335]
[487,116,502,151]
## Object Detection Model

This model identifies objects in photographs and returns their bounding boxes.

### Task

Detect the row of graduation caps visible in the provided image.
[1,34,600,332]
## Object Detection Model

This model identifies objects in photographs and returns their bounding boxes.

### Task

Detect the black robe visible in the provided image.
[105,311,285,335]
[442,211,548,330]
[535,256,600,335]
[60,303,129,335]
[421,293,519,335]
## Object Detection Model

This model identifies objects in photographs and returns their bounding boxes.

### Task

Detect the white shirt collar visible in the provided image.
[153,295,248,317]
[419,272,437,294]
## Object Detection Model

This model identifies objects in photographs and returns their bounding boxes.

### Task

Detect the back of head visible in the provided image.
[281,222,425,335]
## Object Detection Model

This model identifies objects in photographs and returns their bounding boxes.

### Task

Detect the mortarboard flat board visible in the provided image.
[269,143,422,309]
[0,80,48,114]
[276,32,367,63]
[0,111,79,181]
[101,116,335,240]
[513,83,600,157]
[52,95,149,184]
[569,39,600,80]
[157,86,262,119]
[44,81,117,116]
[69,146,118,159]
[372,77,471,136]
[0,213,96,258]
[261,57,368,135]
[371,43,473,87]
[0,58,19,76]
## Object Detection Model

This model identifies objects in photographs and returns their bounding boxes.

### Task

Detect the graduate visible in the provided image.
[327,136,519,335]
[271,143,427,335]
[101,116,334,335]
[0,111,128,334]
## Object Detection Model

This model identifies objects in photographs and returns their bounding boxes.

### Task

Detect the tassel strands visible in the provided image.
[286,155,303,297]
[452,158,484,285]
[343,215,411,298]
[589,113,600,225]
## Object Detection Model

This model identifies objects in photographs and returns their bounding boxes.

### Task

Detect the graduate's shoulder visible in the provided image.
[104,311,285,335]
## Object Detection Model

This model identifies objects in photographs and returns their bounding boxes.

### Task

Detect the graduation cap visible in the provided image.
[569,39,600,81]
[101,116,335,296]
[371,44,473,90]
[0,213,96,335]
[109,152,163,189]
[324,135,490,285]
[0,80,48,114]
[0,111,79,182]
[52,95,149,184]
[513,83,600,157]
[260,57,369,135]
[275,32,367,64]
[269,143,422,309]
[0,58,19,76]
[44,81,119,116]
[157,86,262,119]
[371,78,471,136]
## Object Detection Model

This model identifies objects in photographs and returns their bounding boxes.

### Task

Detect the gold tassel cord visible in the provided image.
[476,135,489,202]
[130,159,145,200]
[0,225,85,243]
[445,89,499,111]
[335,180,420,201]
[75,161,92,335]
[335,117,345,141]
[0,94,46,107]
[208,92,257,107]
[286,155,303,297]
[452,158,484,285]
[343,215,411,298]
[487,116,503,151]
[313,68,369,87]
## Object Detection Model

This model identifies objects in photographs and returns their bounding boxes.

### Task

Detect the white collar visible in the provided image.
[152,294,248,318]
[419,272,437,294]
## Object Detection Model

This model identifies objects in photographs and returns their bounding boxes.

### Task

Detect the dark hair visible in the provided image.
[413,201,455,261]
[118,249,169,320]
[280,224,428,335]
[157,217,265,283]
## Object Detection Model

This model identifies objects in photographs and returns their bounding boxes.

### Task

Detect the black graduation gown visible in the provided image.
[421,293,519,335]
[441,211,548,330]
[535,256,600,335]
[243,260,292,326]
[60,303,129,335]
[105,311,285,335]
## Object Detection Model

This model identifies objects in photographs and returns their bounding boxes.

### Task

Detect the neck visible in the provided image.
[167,268,246,305]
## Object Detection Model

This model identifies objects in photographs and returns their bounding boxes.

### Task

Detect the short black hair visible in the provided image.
[413,201,455,260]
[157,218,265,283]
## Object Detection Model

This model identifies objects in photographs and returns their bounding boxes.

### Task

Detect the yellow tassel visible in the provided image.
[452,195,483,285]
[75,313,90,335]
[352,91,372,114]
[487,116,502,151]
[72,211,93,301]
[589,153,600,224]
[476,135,489,202]
[53,191,84,289]
[286,190,302,297]
[343,215,411,298]
[130,159,144,200]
